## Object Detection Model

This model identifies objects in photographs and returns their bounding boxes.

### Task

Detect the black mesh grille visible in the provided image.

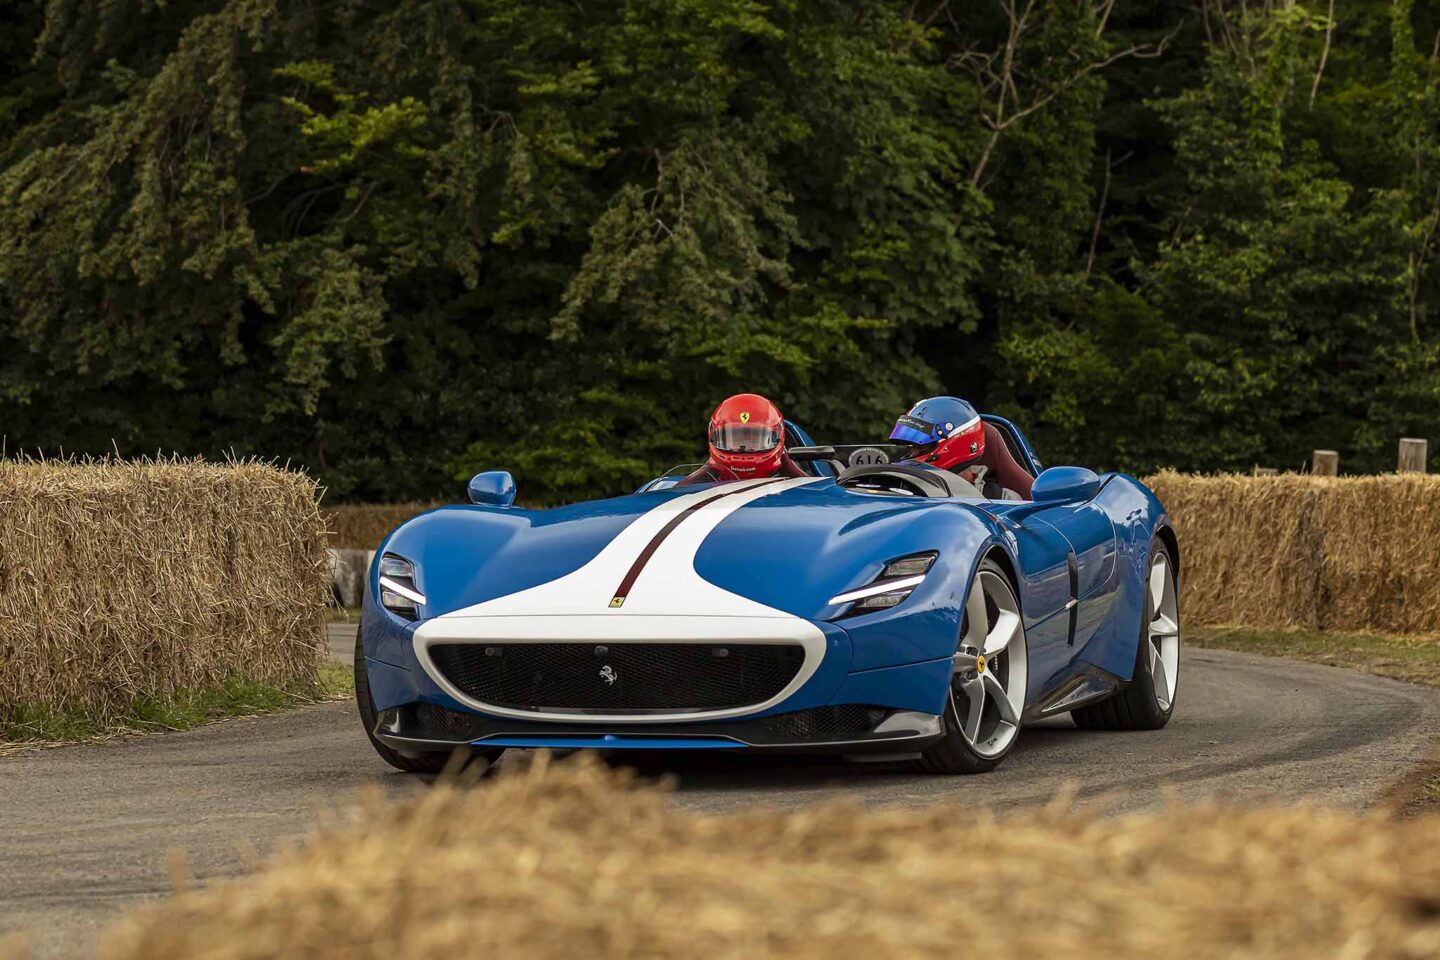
[429,642,805,713]
[414,702,487,740]
[759,705,887,739]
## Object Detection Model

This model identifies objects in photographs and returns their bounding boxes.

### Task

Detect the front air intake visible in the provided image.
[428,642,805,714]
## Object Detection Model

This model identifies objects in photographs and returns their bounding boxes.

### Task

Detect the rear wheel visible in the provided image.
[355,633,501,774]
[1071,536,1179,731]
[910,557,1028,774]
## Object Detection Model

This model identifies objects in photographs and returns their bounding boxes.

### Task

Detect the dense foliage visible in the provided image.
[1,0,1437,502]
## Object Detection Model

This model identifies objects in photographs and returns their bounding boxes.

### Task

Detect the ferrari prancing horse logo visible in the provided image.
[599,665,618,685]
[609,596,624,608]
[739,411,751,423]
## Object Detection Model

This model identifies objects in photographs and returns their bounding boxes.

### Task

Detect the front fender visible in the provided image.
[695,499,1005,671]
[1085,473,1173,681]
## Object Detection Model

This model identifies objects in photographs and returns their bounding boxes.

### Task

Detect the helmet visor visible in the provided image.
[710,424,781,454]
[889,414,940,446]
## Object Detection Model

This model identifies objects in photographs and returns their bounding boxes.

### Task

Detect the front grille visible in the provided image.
[760,705,887,739]
[429,642,805,713]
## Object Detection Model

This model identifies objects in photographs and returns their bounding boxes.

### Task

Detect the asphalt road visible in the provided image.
[2,626,1437,958]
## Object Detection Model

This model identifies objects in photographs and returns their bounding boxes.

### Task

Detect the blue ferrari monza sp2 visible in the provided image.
[356,416,1180,775]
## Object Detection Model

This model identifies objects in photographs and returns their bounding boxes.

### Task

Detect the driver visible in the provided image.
[889,396,1021,499]
[677,394,808,485]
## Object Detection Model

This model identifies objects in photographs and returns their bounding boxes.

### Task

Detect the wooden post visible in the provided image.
[1253,466,1277,476]
[1312,450,1339,476]
[1399,438,1428,474]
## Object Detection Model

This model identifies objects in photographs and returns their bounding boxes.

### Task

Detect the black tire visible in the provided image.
[1071,535,1178,731]
[354,632,501,774]
[908,557,1024,775]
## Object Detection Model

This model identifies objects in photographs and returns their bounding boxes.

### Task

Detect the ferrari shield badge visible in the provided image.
[739,411,750,423]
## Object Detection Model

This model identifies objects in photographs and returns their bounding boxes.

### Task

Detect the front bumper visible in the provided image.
[372,700,944,755]
[361,595,958,755]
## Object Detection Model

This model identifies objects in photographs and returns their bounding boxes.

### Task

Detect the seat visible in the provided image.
[979,422,1034,499]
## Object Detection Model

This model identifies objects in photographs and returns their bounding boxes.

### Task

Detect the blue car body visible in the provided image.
[359,419,1176,763]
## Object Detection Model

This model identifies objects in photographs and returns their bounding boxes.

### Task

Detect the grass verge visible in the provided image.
[325,605,362,624]
[0,662,353,751]
[1381,751,1440,819]
[1187,623,1440,689]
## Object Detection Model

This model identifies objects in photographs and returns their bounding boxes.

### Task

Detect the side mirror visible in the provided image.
[468,470,517,507]
[1031,466,1102,503]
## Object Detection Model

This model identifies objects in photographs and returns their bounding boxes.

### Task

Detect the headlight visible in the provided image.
[830,551,937,616]
[378,554,426,617]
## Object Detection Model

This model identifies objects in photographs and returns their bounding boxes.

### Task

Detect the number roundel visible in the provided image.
[848,447,890,467]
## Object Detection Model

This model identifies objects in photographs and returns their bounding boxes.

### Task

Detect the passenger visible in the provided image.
[676,394,809,485]
[889,396,1026,500]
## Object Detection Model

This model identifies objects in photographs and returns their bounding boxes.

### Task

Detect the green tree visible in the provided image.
[2,0,1438,500]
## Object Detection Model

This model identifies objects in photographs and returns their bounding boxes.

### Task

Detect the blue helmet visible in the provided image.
[890,397,986,470]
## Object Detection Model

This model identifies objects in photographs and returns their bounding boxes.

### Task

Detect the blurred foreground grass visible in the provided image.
[87,753,1440,960]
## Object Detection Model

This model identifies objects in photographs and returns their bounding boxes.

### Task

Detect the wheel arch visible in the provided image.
[980,542,1023,618]
[1154,522,1180,583]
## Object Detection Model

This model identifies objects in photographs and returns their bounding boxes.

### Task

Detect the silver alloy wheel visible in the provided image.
[1148,551,1180,711]
[951,568,1028,758]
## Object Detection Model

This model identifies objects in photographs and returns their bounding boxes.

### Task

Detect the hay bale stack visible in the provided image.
[323,502,446,550]
[1147,470,1440,634]
[0,458,329,726]
[97,756,1440,960]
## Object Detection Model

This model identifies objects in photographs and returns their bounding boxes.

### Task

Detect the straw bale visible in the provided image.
[0,457,329,724]
[98,755,1440,960]
[323,502,445,550]
[324,475,1440,634]
[1146,471,1440,635]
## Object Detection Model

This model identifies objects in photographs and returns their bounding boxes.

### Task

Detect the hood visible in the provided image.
[382,476,999,621]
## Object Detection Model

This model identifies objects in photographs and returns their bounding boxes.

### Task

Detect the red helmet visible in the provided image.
[708,394,787,478]
[890,396,986,472]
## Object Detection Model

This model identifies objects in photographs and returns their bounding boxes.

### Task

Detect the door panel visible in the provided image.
[1037,506,1116,599]
[1007,519,1075,705]
[1026,507,1117,650]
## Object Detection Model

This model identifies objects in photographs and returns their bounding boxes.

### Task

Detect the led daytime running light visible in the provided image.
[829,574,926,606]
[378,576,425,606]
[829,551,938,611]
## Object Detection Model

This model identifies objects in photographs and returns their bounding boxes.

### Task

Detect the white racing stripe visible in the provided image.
[413,475,827,723]
[430,475,820,620]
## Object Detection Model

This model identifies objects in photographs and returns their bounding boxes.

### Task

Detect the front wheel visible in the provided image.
[1071,536,1179,731]
[909,557,1029,774]
[355,633,502,774]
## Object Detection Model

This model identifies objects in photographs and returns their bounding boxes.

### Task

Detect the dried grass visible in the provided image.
[326,475,1440,636]
[329,473,1440,635]
[97,755,1440,960]
[324,502,446,550]
[0,456,330,726]
[1147,471,1440,635]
